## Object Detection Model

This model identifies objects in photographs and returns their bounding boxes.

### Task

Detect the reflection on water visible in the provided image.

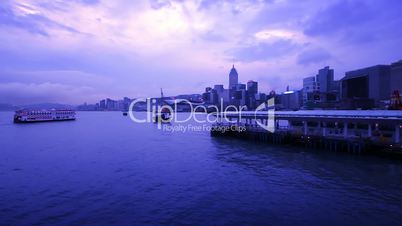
[0,111,402,225]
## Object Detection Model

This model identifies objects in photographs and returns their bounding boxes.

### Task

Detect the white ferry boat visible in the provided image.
[14,109,76,123]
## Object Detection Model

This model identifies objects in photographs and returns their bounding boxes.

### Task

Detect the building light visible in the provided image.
[283,91,295,94]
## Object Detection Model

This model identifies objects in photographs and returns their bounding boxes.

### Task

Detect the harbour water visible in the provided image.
[1,111,402,225]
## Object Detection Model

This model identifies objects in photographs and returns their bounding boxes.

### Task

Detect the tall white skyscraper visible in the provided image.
[229,65,238,90]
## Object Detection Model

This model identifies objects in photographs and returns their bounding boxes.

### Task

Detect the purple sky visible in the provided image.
[1,0,402,104]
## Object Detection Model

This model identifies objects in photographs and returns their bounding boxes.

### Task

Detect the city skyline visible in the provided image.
[1,0,402,105]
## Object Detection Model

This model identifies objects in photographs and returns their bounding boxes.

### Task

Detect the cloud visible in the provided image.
[149,0,172,9]
[0,1,82,36]
[230,40,298,62]
[200,30,227,42]
[297,47,332,65]
[0,70,112,87]
[304,1,372,37]
[0,82,102,105]
[79,0,100,5]
[304,0,402,44]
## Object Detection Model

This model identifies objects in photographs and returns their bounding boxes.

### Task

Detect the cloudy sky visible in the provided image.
[0,0,401,104]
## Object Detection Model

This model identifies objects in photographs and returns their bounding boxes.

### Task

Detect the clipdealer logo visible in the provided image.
[127,98,275,132]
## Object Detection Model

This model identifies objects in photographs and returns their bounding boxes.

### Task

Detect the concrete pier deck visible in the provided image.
[211,110,402,154]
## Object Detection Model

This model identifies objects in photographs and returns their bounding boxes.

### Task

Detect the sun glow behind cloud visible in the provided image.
[255,29,306,44]
[13,2,41,16]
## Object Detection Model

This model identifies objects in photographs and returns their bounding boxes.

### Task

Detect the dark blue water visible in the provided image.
[1,112,402,225]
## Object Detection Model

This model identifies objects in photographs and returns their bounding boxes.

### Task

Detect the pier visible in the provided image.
[211,110,402,154]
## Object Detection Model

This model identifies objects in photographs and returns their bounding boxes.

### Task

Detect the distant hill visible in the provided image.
[0,104,15,111]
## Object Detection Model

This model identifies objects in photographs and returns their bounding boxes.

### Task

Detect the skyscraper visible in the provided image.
[247,80,258,94]
[247,80,258,109]
[229,65,239,90]
[302,76,317,107]
[391,60,402,94]
[316,66,335,102]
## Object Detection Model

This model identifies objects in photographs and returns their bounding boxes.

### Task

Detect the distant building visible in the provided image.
[247,80,258,94]
[235,83,246,91]
[213,85,227,103]
[303,66,340,109]
[302,76,317,106]
[233,90,247,107]
[247,80,258,109]
[100,99,106,110]
[203,87,219,105]
[214,85,224,93]
[316,66,334,102]
[123,97,131,111]
[255,92,267,108]
[210,89,218,104]
[202,64,268,109]
[203,84,230,105]
[220,89,231,104]
[232,83,247,107]
[106,98,117,110]
[176,94,202,101]
[229,65,239,90]
[280,90,302,110]
[391,60,402,94]
[202,91,211,103]
[341,64,391,109]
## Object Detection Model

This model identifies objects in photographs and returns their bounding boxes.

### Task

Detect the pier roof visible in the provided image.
[219,110,402,124]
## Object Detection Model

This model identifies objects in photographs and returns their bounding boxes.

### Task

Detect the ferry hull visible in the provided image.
[14,118,76,123]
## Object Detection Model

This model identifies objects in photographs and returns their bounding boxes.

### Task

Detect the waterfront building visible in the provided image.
[280,90,302,110]
[302,67,340,109]
[302,76,317,107]
[341,64,391,109]
[391,60,402,94]
[316,66,334,102]
[106,98,118,111]
[100,99,106,110]
[77,103,99,111]
[123,97,131,111]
